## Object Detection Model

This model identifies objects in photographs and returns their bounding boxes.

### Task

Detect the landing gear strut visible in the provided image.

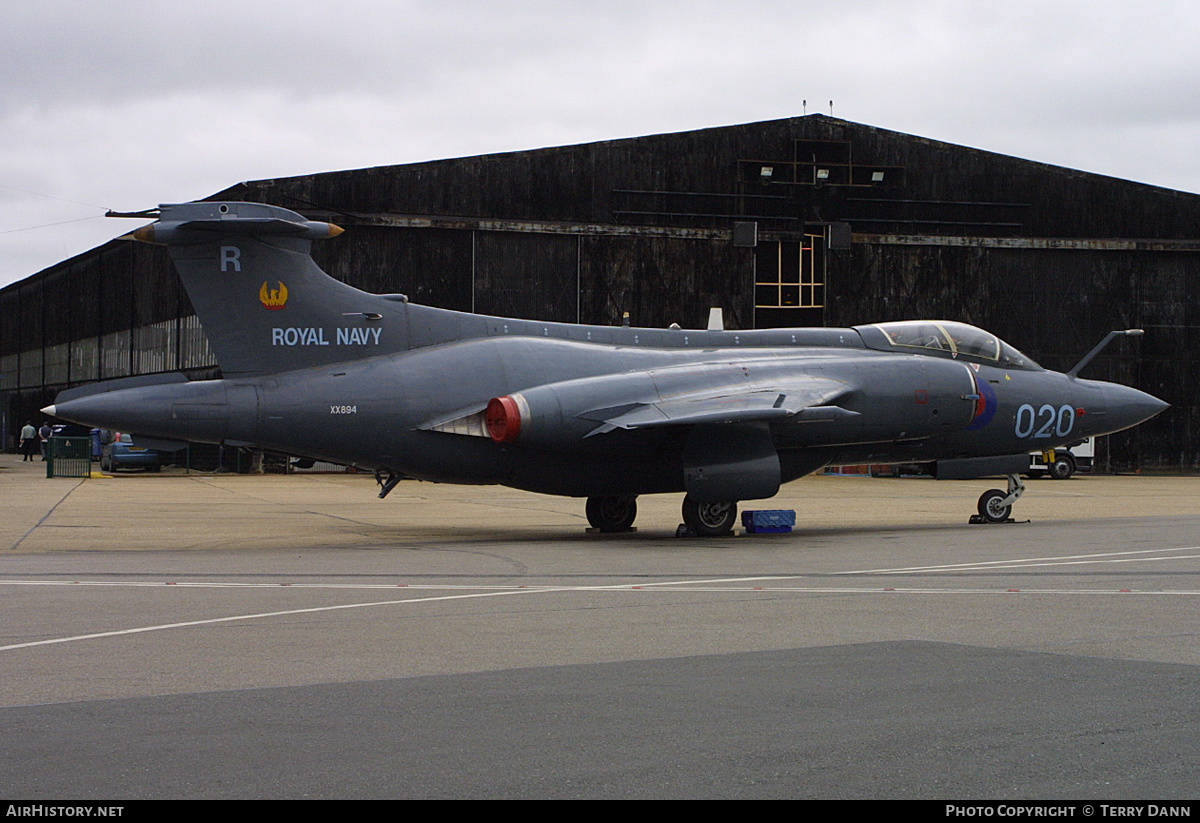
[974,473,1026,523]
[375,469,403,499]
[586,495,638,532]
[681,495,738,536]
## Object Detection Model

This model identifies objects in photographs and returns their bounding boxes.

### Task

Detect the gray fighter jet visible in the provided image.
[45,202,1168,535]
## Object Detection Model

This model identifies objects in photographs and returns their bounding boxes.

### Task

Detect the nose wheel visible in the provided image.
[973,473,1026,523]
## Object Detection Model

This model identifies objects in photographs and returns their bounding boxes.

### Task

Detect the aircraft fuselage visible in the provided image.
[43,201,1168,534]
[50,328,1161,499]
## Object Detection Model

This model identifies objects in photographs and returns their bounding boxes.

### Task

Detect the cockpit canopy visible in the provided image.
[855,320,1042,371]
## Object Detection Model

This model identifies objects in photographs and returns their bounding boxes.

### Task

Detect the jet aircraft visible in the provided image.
[45,201,1168,535]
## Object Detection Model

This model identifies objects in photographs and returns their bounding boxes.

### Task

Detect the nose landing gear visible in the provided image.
[973,473,1026,524]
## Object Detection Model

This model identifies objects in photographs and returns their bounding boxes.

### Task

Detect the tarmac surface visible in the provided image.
[2,455,1199,799]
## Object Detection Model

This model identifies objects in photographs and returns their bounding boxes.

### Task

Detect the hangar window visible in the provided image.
[180,314,217,370]
[755,235,825,310]
[133,320,176,375]
[18,348,42,388]
[43,342,69,385]
[100,330,131,379]
[71,338,98,383]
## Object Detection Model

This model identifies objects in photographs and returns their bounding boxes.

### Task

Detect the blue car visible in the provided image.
[101,433,168,472]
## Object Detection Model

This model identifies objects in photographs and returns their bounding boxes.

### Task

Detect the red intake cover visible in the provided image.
[485,396,521,443]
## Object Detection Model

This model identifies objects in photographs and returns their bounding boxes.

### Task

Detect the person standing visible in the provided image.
[19,421,37,461]
[38,421,52,461]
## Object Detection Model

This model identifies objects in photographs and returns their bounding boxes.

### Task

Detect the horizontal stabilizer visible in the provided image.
[130,203,343,245]
[173,217,342,238]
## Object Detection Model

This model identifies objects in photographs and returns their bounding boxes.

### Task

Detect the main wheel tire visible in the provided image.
[1048,455,1075,480]
[977,489,1012,523]
[585,495,638,532]
[682,496,738,536]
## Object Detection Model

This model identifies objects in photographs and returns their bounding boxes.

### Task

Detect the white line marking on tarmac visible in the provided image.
[839,545,1200,575]
[2,544,1197,653]
[0,576,811,652]
[0,587,568,652]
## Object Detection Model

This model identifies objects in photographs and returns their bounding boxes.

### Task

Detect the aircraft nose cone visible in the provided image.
[1102,384,1169,433]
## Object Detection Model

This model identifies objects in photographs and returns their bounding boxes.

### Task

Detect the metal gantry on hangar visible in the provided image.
[3,115,1198,471]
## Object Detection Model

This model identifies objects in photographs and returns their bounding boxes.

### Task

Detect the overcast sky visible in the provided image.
[3,0,1199,289]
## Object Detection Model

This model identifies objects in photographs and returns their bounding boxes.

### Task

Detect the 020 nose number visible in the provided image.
[1014,403,1074,439]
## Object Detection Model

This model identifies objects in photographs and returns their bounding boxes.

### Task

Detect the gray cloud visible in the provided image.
[4,0,1200,287]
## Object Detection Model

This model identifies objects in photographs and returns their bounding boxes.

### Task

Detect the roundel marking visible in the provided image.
[966,372,998,431]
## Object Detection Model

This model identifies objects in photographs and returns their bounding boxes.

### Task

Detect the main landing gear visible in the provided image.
[585,495,638,532]
[584,494,741,536]
[681,495,738,537]
[973,473,1027,524]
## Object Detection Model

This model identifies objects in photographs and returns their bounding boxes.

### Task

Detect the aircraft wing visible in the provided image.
[582,376,855,435]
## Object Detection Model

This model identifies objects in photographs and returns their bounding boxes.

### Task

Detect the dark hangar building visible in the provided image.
[3,115,1197,471]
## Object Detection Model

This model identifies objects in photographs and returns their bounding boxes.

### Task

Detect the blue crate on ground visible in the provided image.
[741,509,795,534]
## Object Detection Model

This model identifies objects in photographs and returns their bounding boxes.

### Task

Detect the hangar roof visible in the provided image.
[209,114,1200,242]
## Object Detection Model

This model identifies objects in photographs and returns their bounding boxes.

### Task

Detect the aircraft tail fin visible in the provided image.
[131,201,414,376]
